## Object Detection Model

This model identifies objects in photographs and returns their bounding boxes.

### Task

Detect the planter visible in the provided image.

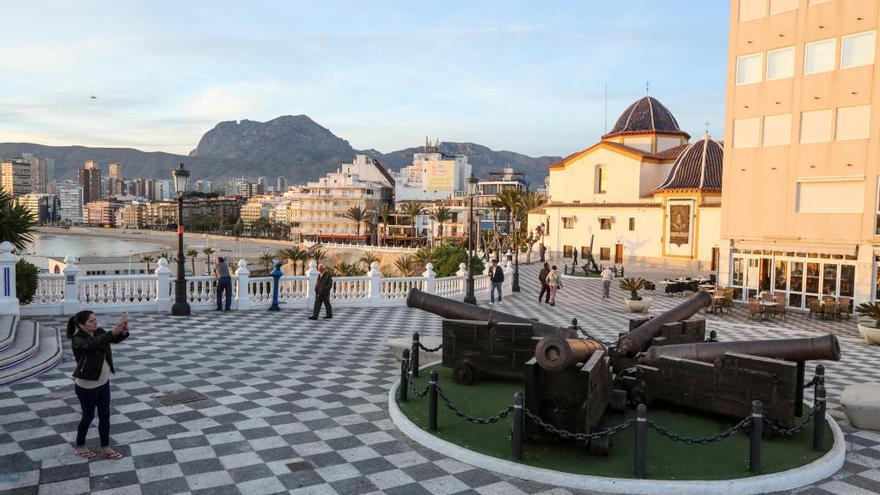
[858,323,880,345]
[624,297,652,313]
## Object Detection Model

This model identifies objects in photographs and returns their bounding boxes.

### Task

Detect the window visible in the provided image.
[836,105,871,141]
[563,245,573,258]
[580,246,591,258]
[599,247,611,261]
[628,217,635,231]
[766,46,795,80]
[739,0,766,21]
[763,114,792,146]
[804,38,836,74]
[562,217,575,229]
[841,31,876,69]
[800,109,833,143]
[595,165,607,193]
[599,218,612,230]
[733,118,761,148]
[736,53,763,85]
[797,180,864,213]
[769,0,797,14]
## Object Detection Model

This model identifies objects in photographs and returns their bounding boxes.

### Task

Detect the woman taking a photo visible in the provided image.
[67,310,130,459]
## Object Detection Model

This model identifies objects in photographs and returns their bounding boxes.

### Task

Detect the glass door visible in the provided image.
[789,261,804,308]
[804,262,820,309]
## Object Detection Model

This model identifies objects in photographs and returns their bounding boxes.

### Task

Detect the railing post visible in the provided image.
[423,263,436,295]
[60,254,81,315]
[368,261,382,304]
[154,258,170,313]
[411,333,420,378]
[428,370,439,432]
[306,260,318,309]
[456,262,467,295]
[635,403,647,479]
[0,242,19,316]
[750,400,763,474]
[512,391,524,461]
[813,377,827,451]
[399,349,410,402]
[235,259,252,311]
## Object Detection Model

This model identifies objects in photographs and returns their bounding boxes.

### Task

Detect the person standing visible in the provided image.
[214,256,232,311]
[547,265,561,306]
[538,262,551,303]
[309,263,333,319]
[489,259,504,305]
[601,266,614,299]
[68,310,129,460]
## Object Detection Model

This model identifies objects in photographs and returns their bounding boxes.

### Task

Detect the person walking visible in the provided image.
[547,265,561,306]
[601,265,614,299]
[538,262,551,304]
[68,310,130,460]
[489,259,504,305]
[308,263,333,320]
[214,256,232,311]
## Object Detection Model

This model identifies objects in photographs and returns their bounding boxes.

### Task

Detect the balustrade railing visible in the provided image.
[78,275,157,307]
[32,275,64,305]
[381,277,425,302]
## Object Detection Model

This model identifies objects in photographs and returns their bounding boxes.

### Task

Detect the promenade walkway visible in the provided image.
[0,263,878,494]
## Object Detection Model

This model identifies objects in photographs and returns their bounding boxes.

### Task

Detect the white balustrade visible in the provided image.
[330,276,370,303]
[434,276,461,298]
[277,276,309,303]
[186,276,216,306]
[33,275,64,305]
[248,277,274,305]
[77,275,157,307]
[381,277,425,302]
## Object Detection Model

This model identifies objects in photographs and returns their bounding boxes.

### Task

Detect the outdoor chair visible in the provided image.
[838,297,852,320]
[747,298,764,320]
[823,300,839,321]
[808,299,823,319]
[643,281,656,291]
[711,293,727,315]
[772,293,787,320]
[722,288,734,315]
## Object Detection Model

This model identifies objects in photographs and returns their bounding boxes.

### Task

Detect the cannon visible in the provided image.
[535,336,607,372]
[616,291,712,356]
[637,334,841,365]
[441,319,539,384]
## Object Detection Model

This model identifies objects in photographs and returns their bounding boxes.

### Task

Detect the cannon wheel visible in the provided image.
[453,362,476,385]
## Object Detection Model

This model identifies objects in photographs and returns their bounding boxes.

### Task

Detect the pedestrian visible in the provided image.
[538,262,551,303]
[489,259,504,305]
[572,250,579,266]
[308,263,333,320]
[547,265,561,306]
[68,310,129,460]
[214,256,232,311]
[601,265,614,299]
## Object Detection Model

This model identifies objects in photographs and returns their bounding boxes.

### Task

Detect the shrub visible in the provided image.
[16,259,38,305]
[856,302,880,328]
[431,243,485,277]
[618,277,647,301]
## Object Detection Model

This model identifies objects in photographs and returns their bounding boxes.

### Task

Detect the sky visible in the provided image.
[0,1,730,158]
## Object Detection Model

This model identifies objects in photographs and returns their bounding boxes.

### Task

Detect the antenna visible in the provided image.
[604,81,608,134]
[645,81,650,96]
[705,121,711,135]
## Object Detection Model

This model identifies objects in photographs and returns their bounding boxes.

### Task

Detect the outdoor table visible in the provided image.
[759,301,778,320]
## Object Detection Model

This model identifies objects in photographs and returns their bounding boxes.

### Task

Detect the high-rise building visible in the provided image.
[78,161,102,204]
[108,163,121,179]
[721,0,877,307]
[276,176,287,192]
[1,160,33,197]
[20,153,49,194]
[15,193,59,224]
[57,185,83,224]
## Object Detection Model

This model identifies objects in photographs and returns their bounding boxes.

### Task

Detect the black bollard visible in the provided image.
[813,380,826,451]
[512,392,524,461]
[428,370,439,432]
[795,361,805,417]
[411,333,420,378]
[749,400,763,474]
[399,350,410,401]
[635,404,647,479]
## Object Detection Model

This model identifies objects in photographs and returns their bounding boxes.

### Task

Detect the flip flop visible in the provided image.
[101,450,123,460]
[74,449,96,459]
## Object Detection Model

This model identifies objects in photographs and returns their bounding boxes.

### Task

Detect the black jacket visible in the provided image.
[539,267,550,284]
[71,328,129,381]
[316,272,334,297]
[490,266,505,283]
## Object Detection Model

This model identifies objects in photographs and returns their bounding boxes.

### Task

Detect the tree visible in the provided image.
[393,256,420,276]
[278,246,307,275]
[488,199,503,258]
[343,206,368,242]
[358,252,381,271]
[202,247,216,273]
[141,254,155,273]
[375,203,393,246]
[16,259,38,304]
[185,249,199,275]
[400,202,426,246]
[258,251,275,272]
[335,261,366,276]
[0,190,35,253]
[430,206,453,245]
[307,246,327,266]
[497,189,521,251]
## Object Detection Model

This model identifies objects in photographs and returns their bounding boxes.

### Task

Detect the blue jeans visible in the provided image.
[75,381,111,447]
[217,276,232,310]
[491,282,503,302]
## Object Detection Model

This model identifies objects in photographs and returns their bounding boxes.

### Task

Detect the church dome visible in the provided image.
[654,135,723,192]
[605,96,688,138]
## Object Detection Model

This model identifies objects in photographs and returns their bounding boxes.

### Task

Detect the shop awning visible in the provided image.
[733,240,857,257]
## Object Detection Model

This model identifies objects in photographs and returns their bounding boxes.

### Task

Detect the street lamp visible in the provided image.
[512,216,521,292]
[464,174,479,305]
[171,163,191,316]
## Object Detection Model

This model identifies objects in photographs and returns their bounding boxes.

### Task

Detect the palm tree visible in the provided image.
[488,199,503,258]
[400,202,426,246]
[394,255,420,276]
[343,206,368,243]
[0,190,35,253]
[278,246,307,275]
[140,254,155,273]
[375,202,393,246]
[258,251,275,272]
[430,206,453,245]
[185,249,199,275]
[307,246,327,267]
[202,247,216,273]
[358,252,381,270]
[497,189,521,250]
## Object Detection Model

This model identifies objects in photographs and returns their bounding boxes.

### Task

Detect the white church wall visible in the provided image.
[551,148,647,204]
[697,207,722,263]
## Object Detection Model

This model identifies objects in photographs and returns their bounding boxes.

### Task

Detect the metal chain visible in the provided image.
[763,399,826,436]
[524,408,635,441]
[436,385,512,425]
[648,416,752,445]
[574,328,616,349]
[417,342,443,353]
[401,360,429,397]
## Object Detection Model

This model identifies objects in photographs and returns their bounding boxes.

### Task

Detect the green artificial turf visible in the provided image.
[396,365,834,480]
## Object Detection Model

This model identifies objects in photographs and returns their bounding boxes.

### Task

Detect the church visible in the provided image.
[529,96,723,271]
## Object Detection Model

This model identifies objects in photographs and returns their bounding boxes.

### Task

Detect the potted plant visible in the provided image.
[855,302,880,345]
[620,277,651,313]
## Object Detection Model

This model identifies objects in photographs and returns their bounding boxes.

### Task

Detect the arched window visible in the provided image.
[595,165,607,194]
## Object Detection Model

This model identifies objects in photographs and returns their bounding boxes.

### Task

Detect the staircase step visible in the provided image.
[0,325,63,387]
[0,315,18,351]
[0,320,38,370]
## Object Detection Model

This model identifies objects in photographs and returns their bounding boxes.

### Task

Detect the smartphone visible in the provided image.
[120,312,128,324]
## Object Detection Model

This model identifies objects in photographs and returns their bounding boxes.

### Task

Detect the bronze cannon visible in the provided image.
[535,336,607,372]
[637,334,841,365]
[616,291,713,356]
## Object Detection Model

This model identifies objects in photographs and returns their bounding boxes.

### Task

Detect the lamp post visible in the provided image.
[512,217,521,292]
[171,163,191,316]
[464,174,478,305]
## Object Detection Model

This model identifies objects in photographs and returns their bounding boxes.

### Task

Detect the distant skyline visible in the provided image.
[0,1,729,158]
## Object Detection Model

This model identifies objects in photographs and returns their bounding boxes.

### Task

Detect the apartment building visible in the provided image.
[240,195,282,224]
[721,0,880,306]
[56,185,83,224]
[1,160,32,197]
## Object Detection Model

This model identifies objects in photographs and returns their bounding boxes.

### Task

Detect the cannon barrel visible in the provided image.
[617,291,713,356]
[535,336,606,372]
[638,334,841,365]
[406,288,574,337]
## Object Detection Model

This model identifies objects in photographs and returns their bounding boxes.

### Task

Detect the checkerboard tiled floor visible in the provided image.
[1,262,878,495]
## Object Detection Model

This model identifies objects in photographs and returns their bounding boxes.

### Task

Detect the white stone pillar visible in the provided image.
[0,242,19,315]
[367,261,383,304]
[235,259,252,311]
[60,255,81,315]
[155,258,171,312]
[855,243,874,306]
[423,263,436,294]
[457,262,467,295]
[306,260,319,309]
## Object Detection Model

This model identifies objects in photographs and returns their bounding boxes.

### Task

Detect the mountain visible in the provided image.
[0,115,559,186]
